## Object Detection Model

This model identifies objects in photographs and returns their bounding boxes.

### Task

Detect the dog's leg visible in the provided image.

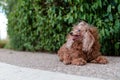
[90,56,108,64]
[63,53,71,65]
[71,58,87,66]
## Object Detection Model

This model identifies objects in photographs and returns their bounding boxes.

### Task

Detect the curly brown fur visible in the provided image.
[58,21,108,65]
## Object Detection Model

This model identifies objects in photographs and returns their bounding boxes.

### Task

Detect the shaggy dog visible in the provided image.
[58,21,108,65]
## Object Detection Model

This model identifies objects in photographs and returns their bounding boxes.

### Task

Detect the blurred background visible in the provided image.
[0,0,120,56]
[0,6,7,40]
[0,0,7,48]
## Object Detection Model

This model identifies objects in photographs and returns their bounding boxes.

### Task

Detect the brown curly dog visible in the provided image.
[58,21,108,65]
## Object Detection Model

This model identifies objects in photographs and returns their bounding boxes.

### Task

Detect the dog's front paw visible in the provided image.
[72,58,87,66]
[91,56,108,64]
[63,60,71,65]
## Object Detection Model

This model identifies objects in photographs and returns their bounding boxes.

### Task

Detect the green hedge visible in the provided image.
[7,0,120,55]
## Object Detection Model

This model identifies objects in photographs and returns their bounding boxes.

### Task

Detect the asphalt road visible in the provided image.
[0,49,120,80]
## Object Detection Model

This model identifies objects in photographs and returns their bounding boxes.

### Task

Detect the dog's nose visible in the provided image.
[70,32,73,35]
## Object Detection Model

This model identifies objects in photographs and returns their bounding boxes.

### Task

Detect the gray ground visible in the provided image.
[0,49,120,80]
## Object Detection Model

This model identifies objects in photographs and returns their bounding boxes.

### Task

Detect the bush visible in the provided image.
[0,40,8,48]
[7,0,120,55]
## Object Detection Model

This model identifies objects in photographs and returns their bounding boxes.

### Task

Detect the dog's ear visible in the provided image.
[82,28,95,52]
[66,34,74,49]
[89,27,99,40]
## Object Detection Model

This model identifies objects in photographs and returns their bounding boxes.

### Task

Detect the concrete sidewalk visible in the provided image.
[0,49,120,80]
[0,62,105,80]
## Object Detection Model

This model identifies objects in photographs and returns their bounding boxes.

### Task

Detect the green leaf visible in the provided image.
[80,5,83,12]
[110,27,114,34]
[109,14,113,21]
[68,16,73,24]
[74,13,77,19]
[114,0,118,3]
[101,28,105,37]
[118,4,120,13]
[107,5,111,12]
[98,0,102,8]
[73,6,77,11]
[115,19,120,27]
[105,29,109,36]
[115,42,120,49]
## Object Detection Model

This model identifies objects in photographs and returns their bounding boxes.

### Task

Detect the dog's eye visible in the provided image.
[78,30,80,32]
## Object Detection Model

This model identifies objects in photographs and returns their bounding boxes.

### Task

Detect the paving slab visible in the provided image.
[0,62,105,80]
[0,49,120,80]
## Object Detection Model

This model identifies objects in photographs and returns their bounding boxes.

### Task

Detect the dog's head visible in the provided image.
[66,21,95,51]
